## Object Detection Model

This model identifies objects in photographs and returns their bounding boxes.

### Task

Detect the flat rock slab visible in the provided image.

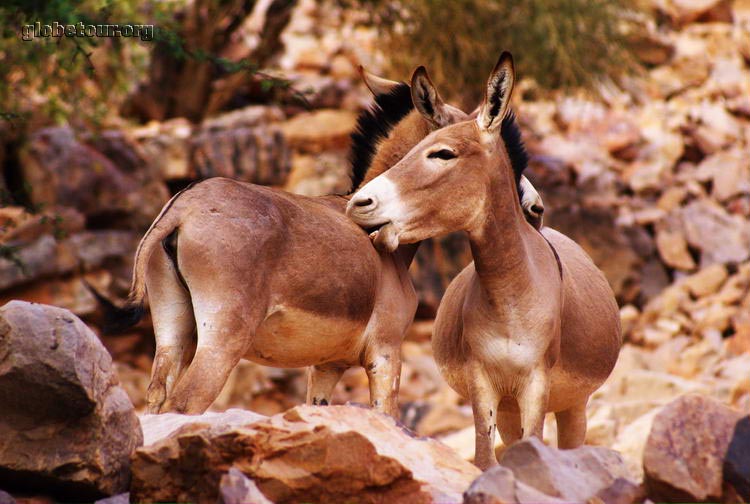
[139,408,266,446]
[0,301,142,500]
[131,404,480,503]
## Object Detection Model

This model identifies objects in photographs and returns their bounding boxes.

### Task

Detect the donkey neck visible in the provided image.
[467,151,534,303]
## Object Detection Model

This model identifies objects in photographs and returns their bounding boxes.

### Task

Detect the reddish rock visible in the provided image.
[131,405,480,503]
[644,394,743,502]
[218,468,273,504]
[0,301,142,499]
[465,438,638,504]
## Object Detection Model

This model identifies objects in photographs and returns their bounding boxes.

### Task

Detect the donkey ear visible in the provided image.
[358,65,402,96]
[410,66,450,127]
[476,51,515,134]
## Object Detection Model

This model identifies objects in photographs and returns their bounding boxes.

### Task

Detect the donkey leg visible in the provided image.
[161,305,251,414]
[496,399,522,447]
[307,364,346,406]
[365,347,402,418]
[469,363,499,470]
[145,249,195,413]
[517,366,550,440]
[555,399,588,449]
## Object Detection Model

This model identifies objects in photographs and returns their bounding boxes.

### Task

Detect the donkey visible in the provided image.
[100,65,545,416]
[346,52,621,468]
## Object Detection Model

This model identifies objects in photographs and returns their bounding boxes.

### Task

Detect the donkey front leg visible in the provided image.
[307,364,347,406]
[364,346,402,418]
[517,366,550,440]
[469,363,499,470]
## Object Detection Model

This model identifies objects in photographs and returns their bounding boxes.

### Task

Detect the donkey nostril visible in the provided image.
[354,197,374,207]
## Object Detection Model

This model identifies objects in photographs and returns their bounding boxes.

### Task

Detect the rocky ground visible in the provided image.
[1,0,750,502]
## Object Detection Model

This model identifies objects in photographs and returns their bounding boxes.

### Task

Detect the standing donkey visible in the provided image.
[99,64,545,416]
[347,52,621,468]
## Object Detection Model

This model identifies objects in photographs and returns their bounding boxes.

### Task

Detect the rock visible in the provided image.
[680,200,750,266]
[612,408,663,482]
[133,118,194,180]
[464,465,566,504]
[131,405,480,503]
[0,301,142,499]
[687,102,743,156]
[0,231,138,291]
[0,273,105,316]
[644,394,743,502]
[0,206,85,245]
[655,226,696,271]
[18,126,166,225]
[724,416,750,502]
[628,24,676,66]
[139,408,266,446]
[702,148,750,202]
[284,151,351,196]
[649,56,711,97]
[281,109,358,154]
[94,494,130,504]
[191,123,291,186]
[465,437,637,504]
[682,264,728,297]
[652,0,734,26]
[219,468,273,504]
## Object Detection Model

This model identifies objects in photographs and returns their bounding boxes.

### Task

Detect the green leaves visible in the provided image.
[360,0,641,107]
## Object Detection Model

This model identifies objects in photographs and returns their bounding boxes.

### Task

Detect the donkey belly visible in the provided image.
[247,305,367,368]
[542,228,622,412]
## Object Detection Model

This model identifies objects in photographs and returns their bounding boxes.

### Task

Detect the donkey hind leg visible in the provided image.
[555,399,588,449]
[496,398,522,447]
[364,346,402,418]
[307,364,347,406]
[145,248,196,414]
[162,304,255,414]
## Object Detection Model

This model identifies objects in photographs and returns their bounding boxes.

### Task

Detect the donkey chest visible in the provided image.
[462,301,559,376]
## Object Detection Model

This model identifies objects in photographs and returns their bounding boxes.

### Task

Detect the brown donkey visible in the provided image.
[347,53,621,467]
[100,66,545,416]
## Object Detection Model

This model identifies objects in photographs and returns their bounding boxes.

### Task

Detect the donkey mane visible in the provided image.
[501,110,529,186]
[348,82,414,193]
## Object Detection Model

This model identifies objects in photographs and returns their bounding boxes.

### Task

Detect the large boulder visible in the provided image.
[464,437,639,504]
[131,404,480,503]
[18,126,168,227]
[0,230,139,291]
[643,394,745,502]
[0,301,142,499]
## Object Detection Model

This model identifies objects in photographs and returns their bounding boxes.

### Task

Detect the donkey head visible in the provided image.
[346,52,522,252]
[351,66,469,190]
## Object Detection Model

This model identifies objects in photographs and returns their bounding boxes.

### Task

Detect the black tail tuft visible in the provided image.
[83,280,146,334]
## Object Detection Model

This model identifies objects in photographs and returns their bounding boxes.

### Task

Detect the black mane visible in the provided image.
[501,110,529,186]
[347,82,414,193]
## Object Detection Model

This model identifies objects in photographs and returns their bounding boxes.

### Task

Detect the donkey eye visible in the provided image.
[427,149,457,160]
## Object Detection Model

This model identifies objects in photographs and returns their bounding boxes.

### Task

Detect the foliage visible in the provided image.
[355,0,641,107]
[0,0,164,129]
[0,0,302,128]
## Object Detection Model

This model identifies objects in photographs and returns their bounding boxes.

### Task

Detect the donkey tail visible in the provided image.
[91,189,187,333]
